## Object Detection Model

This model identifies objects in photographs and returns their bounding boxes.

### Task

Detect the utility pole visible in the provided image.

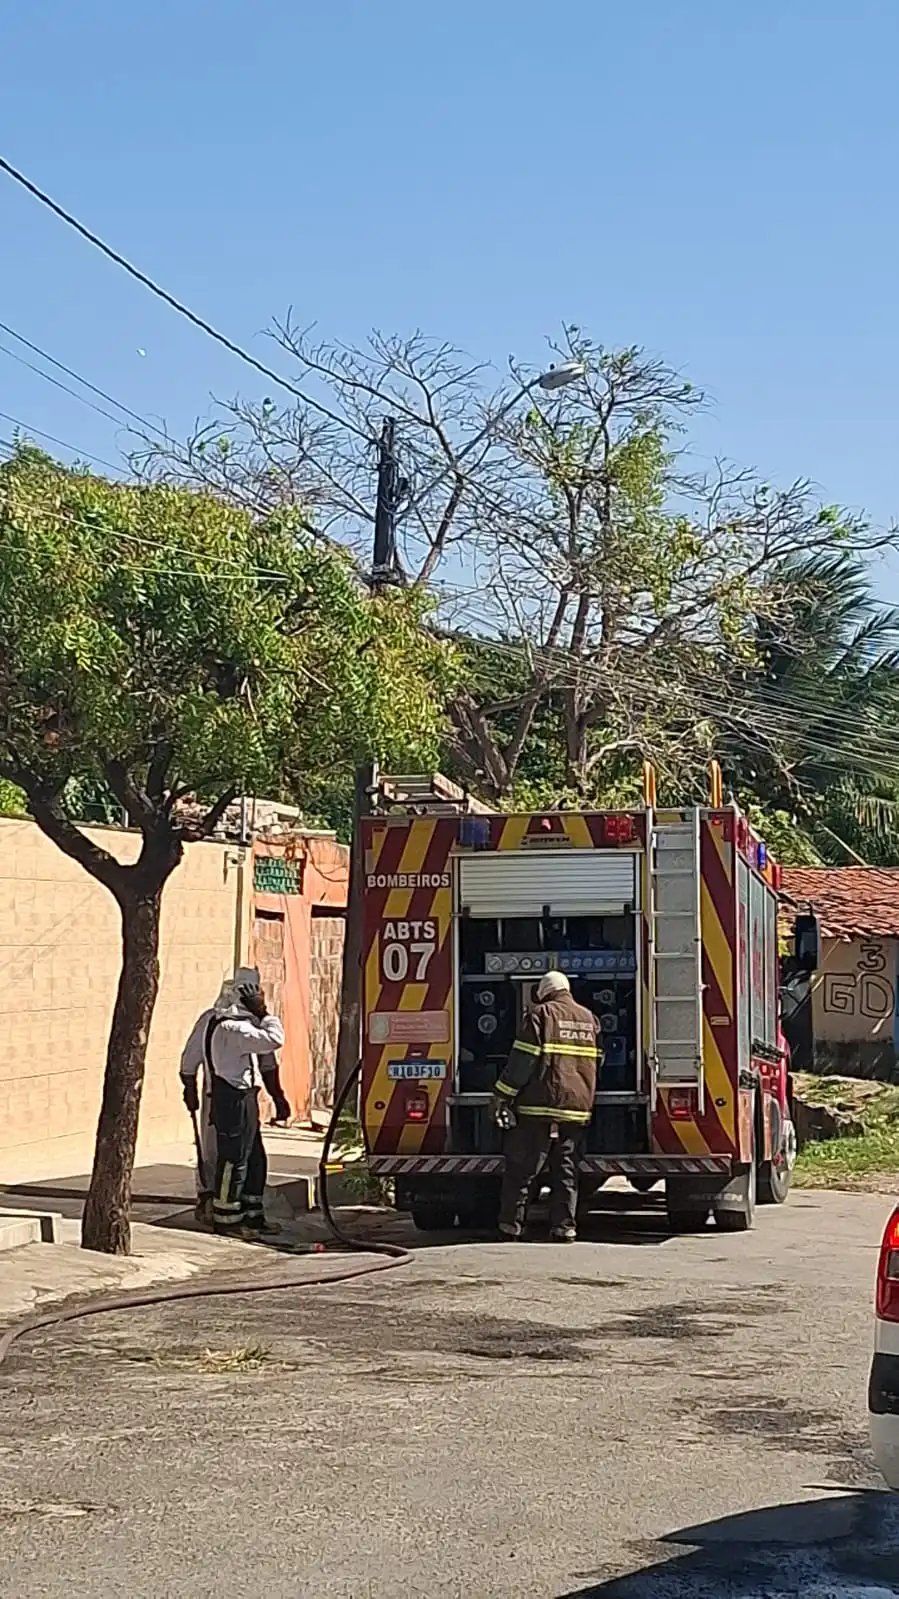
[334,419,399,1097]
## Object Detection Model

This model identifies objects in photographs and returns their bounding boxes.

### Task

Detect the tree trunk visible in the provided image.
[334,764,372,1100]
[81,891,163,1255]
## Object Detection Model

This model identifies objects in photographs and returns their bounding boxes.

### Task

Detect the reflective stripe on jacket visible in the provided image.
[494,991,602,1122]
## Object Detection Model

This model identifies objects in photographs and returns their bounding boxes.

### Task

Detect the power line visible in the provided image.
[0,318,167,439]
[0,339,125,428]
[0,412,122,474]
[0,499,291,582]
[0,153,368,442]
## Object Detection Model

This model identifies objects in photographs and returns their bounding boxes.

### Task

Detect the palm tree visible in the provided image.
[722,553,899,863]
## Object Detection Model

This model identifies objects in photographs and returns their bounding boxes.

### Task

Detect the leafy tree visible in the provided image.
[0,448,451,1253]
[128,320,899,844]
[718,553,899,864]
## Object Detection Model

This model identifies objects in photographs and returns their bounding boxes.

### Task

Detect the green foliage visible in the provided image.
[722,553,899,865]
[0,780,26,816]
[0,449,454,830]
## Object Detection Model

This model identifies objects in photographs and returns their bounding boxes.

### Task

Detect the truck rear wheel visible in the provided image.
[456,1182,501,1233]
[758,1155,790,1205]
[410,1199,457,1233]
[758,1102,793,1205]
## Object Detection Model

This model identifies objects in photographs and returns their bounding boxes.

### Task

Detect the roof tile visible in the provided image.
[780,867,899,940]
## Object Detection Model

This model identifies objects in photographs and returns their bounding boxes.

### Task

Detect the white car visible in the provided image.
[870,1205,899,1489]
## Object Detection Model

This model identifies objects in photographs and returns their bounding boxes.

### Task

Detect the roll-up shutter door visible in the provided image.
[458,851,636,917]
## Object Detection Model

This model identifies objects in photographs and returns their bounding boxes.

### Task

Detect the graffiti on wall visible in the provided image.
[820,940,896,1033]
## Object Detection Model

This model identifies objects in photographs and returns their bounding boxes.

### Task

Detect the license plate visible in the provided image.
[386,1060,448,1081]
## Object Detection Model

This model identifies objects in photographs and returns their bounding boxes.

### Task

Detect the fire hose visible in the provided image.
[0,1062,410,1370]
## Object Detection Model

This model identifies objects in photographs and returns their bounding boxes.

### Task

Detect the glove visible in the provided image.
[492,1095,517,1131]
[182,1077,199,1114]
[239,983,267,1020]
[272,1091,291,1124]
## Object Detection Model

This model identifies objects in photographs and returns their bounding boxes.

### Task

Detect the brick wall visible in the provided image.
[309,914,346,1112]
[0,818,248,1182]
[252,833,348,1120]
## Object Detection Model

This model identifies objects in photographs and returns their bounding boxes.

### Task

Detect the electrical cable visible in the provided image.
[0,411,122,474]
[0,154,368,441]
[0,339,126,428]
[0,1063,409,1371]
[0,318,168,440]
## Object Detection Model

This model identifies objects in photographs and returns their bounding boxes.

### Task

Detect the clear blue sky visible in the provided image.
[3,1,899,586]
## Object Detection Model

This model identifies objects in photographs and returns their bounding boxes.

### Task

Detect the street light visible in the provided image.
[536,360,587,391]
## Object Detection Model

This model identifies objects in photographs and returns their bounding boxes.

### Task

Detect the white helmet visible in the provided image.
[536,970,570,1002]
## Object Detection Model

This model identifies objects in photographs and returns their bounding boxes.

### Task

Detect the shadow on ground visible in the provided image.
[561,1491,899,1596]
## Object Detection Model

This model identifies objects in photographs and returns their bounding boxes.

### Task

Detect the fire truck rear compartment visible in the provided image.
[453,911,648,1157]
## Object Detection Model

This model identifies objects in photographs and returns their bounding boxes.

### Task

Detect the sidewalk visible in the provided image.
[0,1125,336,1328]
[2,1124,328,1217]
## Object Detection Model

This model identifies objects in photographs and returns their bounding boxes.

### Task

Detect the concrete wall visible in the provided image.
[810,934,899,1079]
[0,818,249,1181]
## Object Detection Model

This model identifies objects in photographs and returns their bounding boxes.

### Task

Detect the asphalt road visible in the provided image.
[1,1186,898,1598]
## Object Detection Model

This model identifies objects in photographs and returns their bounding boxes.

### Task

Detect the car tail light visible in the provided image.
[667,1088,695,1121]
[405,1091,429,1124]
[876,1210,899,1321]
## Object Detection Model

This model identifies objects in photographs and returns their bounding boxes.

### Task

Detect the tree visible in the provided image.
[716,552,899,864]
[131,326,895,815]
[0,447,452,1253]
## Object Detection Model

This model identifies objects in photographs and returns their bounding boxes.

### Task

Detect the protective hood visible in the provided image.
[213,965,261,1018]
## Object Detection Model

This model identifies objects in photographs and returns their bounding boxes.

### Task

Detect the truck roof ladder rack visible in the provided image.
[373,772,496,816]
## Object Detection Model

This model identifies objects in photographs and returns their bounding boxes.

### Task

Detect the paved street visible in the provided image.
[1,1186,897,1598]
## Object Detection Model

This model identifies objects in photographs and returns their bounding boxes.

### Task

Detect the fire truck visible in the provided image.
[360,769,813,1235]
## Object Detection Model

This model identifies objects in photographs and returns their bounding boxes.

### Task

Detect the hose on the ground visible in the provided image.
[0,1061,410,1369]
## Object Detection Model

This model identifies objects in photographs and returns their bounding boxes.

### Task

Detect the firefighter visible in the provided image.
[493,970,601,1242]
[180,970,290,1238]
[179,968,280,1226]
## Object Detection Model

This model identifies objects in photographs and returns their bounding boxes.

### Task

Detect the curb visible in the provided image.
[0,1206,63,1250]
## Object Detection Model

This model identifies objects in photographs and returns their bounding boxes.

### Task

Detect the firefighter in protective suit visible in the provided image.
[493,970,601,1242]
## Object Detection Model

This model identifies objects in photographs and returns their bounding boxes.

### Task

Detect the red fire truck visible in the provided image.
[360,770,811,1234]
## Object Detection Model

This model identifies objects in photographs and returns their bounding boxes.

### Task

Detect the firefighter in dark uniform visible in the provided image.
[493,970,601,1242]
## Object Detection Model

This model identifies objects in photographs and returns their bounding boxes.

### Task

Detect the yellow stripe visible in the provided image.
[499,815,530,850]
[365,872,455,1155]
[702,1018,735,1143]
[669,1115,711,1157]
[563,814,594,849]
[511,1039,541,1056]
[495,1080,517,1097]
[384,817,436,919]
[400,878,454,1154]
[545,1043,600,1058]
[218,1160,234,1204]
[701,881,733,1011]
[365,979,432,1149]
[516,1108,590,1122]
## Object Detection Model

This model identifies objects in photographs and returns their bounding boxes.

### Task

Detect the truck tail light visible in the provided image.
[405,1091,429,1124]
[667,1088,696,1121]
[602,814,636,845]
[877,1210,899,1322]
